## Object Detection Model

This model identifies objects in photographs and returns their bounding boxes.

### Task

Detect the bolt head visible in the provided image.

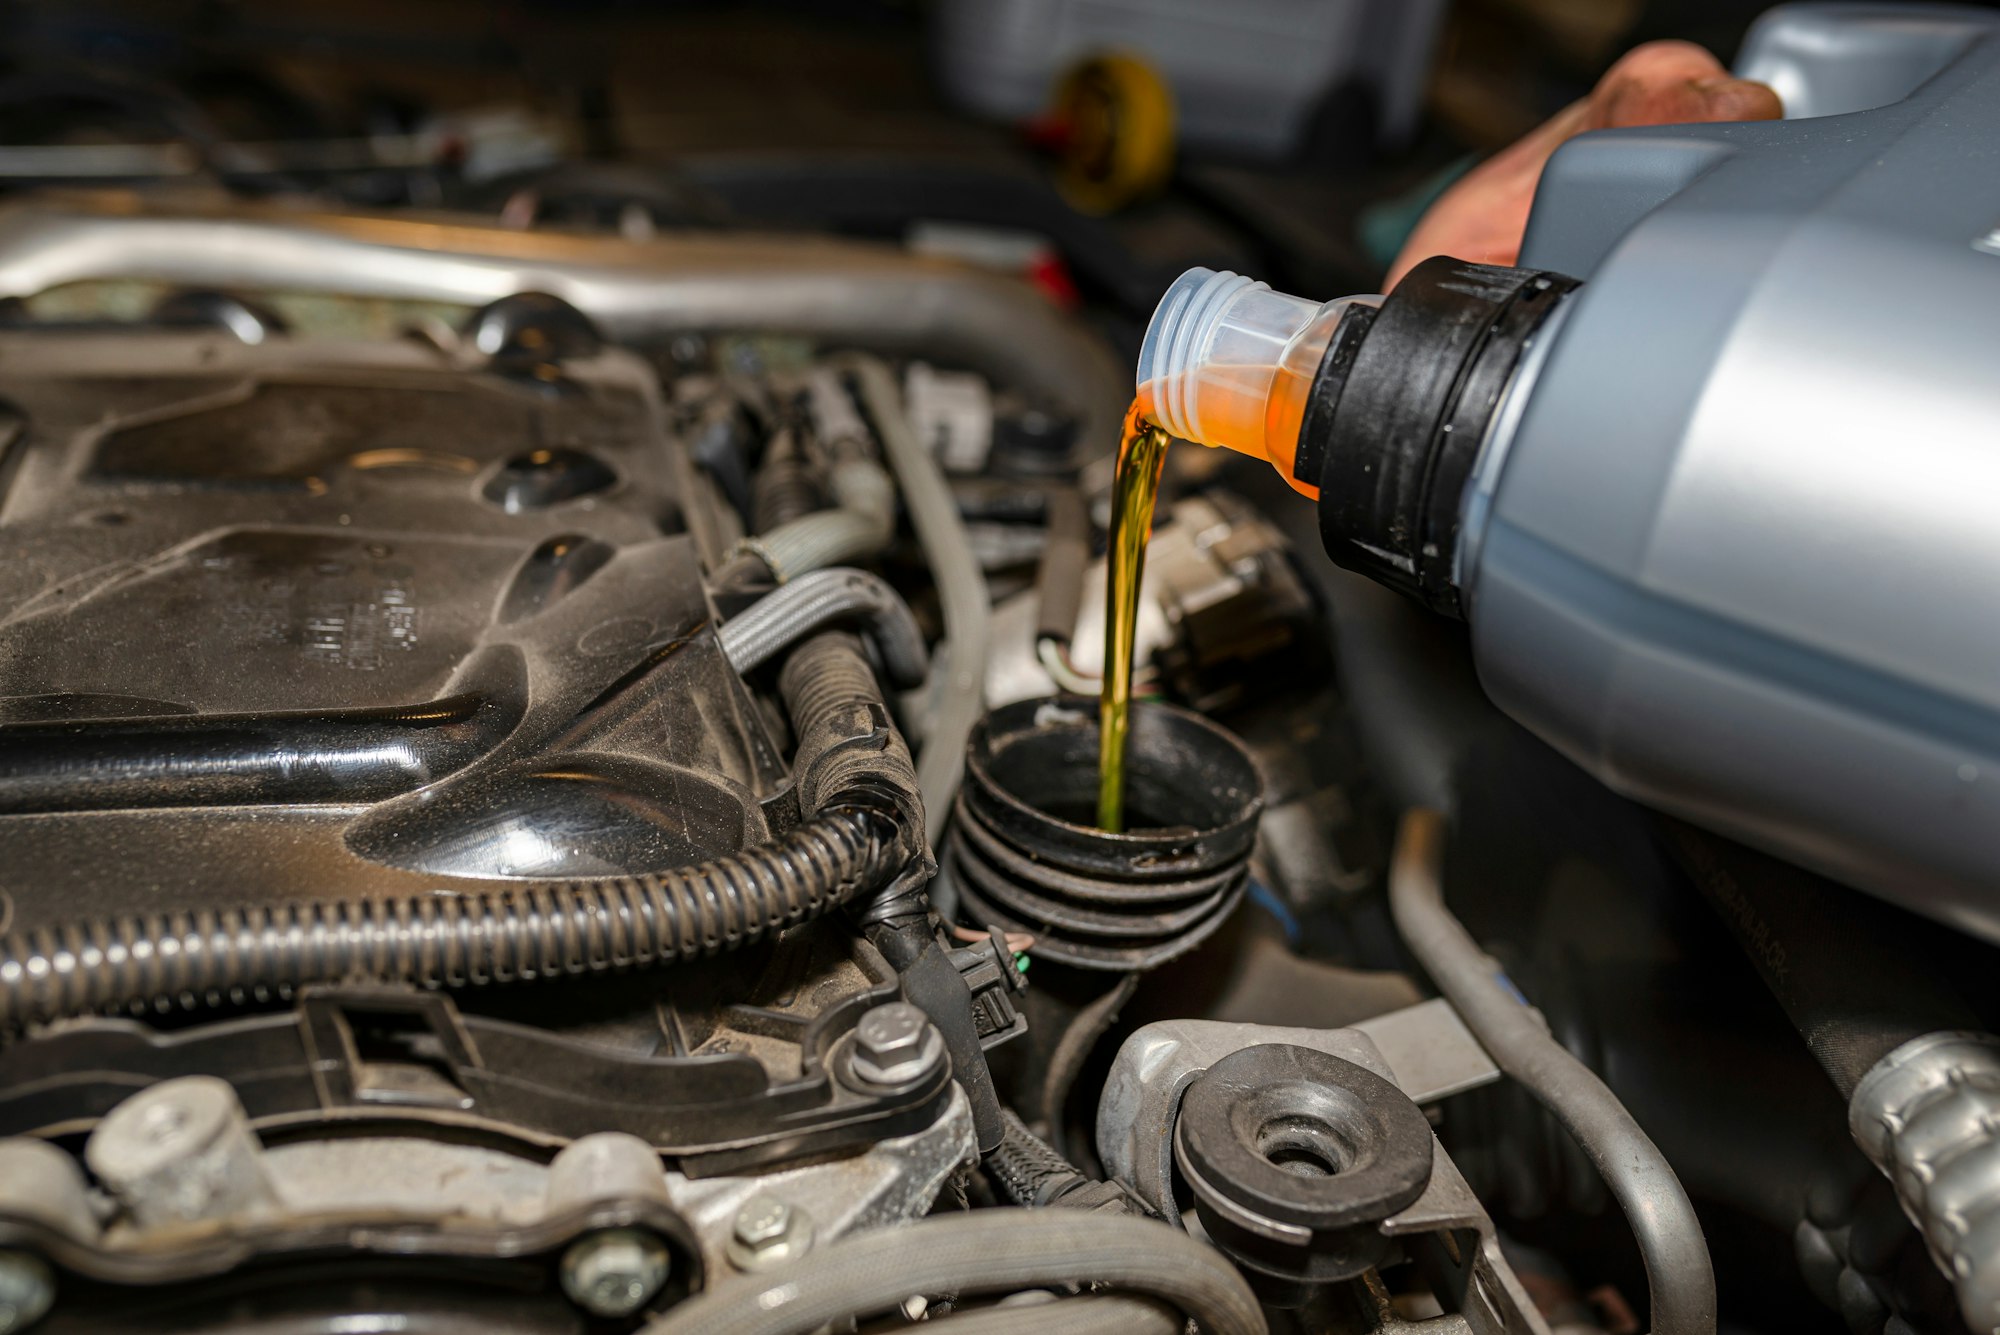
[726,1194,815,1272]
[732,1194,792,1247]
[856,1003,926,1061]
[0,1252,53,1335]
[559,1228,671,1318]
[849,1003,944,1088]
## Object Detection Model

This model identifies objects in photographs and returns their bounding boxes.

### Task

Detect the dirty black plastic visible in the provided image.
[0,331,791,925]
[0,982,950,1174]
[465,291,604,365]
[482,447,620,513]
[1173,1043,1435,1303]
[949,696,1263,971]
[1306,257,1578,618]
[0,688,519,814]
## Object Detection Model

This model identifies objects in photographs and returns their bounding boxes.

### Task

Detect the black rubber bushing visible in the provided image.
[1173,1043,1435,1295]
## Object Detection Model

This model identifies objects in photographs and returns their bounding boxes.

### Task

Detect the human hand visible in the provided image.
[1387,40,1783,288]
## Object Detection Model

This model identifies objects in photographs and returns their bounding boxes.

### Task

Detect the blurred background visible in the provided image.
[0,0,1947,352]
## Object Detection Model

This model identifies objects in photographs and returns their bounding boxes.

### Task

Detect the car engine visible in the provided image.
[0,194,1551,1334]
[0,23,1994,1323]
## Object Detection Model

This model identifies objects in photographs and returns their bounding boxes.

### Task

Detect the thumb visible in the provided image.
[1693,75,1785,123]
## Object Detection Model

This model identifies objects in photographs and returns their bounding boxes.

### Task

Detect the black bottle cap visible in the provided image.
[1301,257,1579,619]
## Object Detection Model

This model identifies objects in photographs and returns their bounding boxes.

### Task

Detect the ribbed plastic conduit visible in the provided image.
[0,810,888,1029]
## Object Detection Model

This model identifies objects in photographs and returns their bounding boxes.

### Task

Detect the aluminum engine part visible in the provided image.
[1097,1014,1538,1334]
[659,1085,977,1280]
[0,1079,971,1310]
[0,1120,704,1315]
[84,1077,277,1231]
[0,193,1126,465]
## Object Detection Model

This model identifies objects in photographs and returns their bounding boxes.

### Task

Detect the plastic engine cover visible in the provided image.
[0,329,789,933]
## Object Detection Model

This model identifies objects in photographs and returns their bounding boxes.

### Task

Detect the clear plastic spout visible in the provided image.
[1136,267,1380,497]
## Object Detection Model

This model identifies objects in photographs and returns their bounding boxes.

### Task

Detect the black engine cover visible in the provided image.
[0,330,788,932]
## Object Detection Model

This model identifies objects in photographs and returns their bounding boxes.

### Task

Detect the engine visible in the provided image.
[0,181,1981,1335]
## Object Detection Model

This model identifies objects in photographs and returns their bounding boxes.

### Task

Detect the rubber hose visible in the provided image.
[922,1295,1181,1335]
[1664,820,1982,1099]
[838,355,990,845]
[1389,809,1717,1335]
[741,457,894,581]
[719,567,928,689]
[642,1209,1266,1335]
[1037,972,1140,1157]
[0,808,891,1030]
[732,368,896,582]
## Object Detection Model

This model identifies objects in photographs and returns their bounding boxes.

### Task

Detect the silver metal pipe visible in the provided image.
[0,194,1127,455]
[718,567,928,689]
[1389,808,1717,1335]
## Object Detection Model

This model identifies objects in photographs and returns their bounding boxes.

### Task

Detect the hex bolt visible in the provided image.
[726,1193,815,1272]
[848,1001,945,1089]
[0,1251,54,1335]
[558,1227,672,1318]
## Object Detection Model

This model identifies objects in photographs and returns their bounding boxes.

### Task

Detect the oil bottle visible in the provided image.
[1128,251,2000,938]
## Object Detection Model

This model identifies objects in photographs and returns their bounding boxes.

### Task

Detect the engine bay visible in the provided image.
[0,197,1550,1334]
[1,7,1998,1331]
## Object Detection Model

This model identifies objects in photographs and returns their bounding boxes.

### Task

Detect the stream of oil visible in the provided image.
[1096,393,1171,833]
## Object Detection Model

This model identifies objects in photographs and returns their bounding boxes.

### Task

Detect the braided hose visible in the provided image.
[984,1110,1131,1211]
[985,1110,1080,1207]
[740,459,895,582]
[719,568,929,690]
[0,809,890,1030]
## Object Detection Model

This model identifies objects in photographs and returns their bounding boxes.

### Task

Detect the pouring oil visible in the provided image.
[1099,270,1377,827]
[1095,363,1316,829]
[1097,390,1171,833]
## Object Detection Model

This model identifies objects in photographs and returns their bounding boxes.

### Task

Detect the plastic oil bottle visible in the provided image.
[1120,243,2000,946]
